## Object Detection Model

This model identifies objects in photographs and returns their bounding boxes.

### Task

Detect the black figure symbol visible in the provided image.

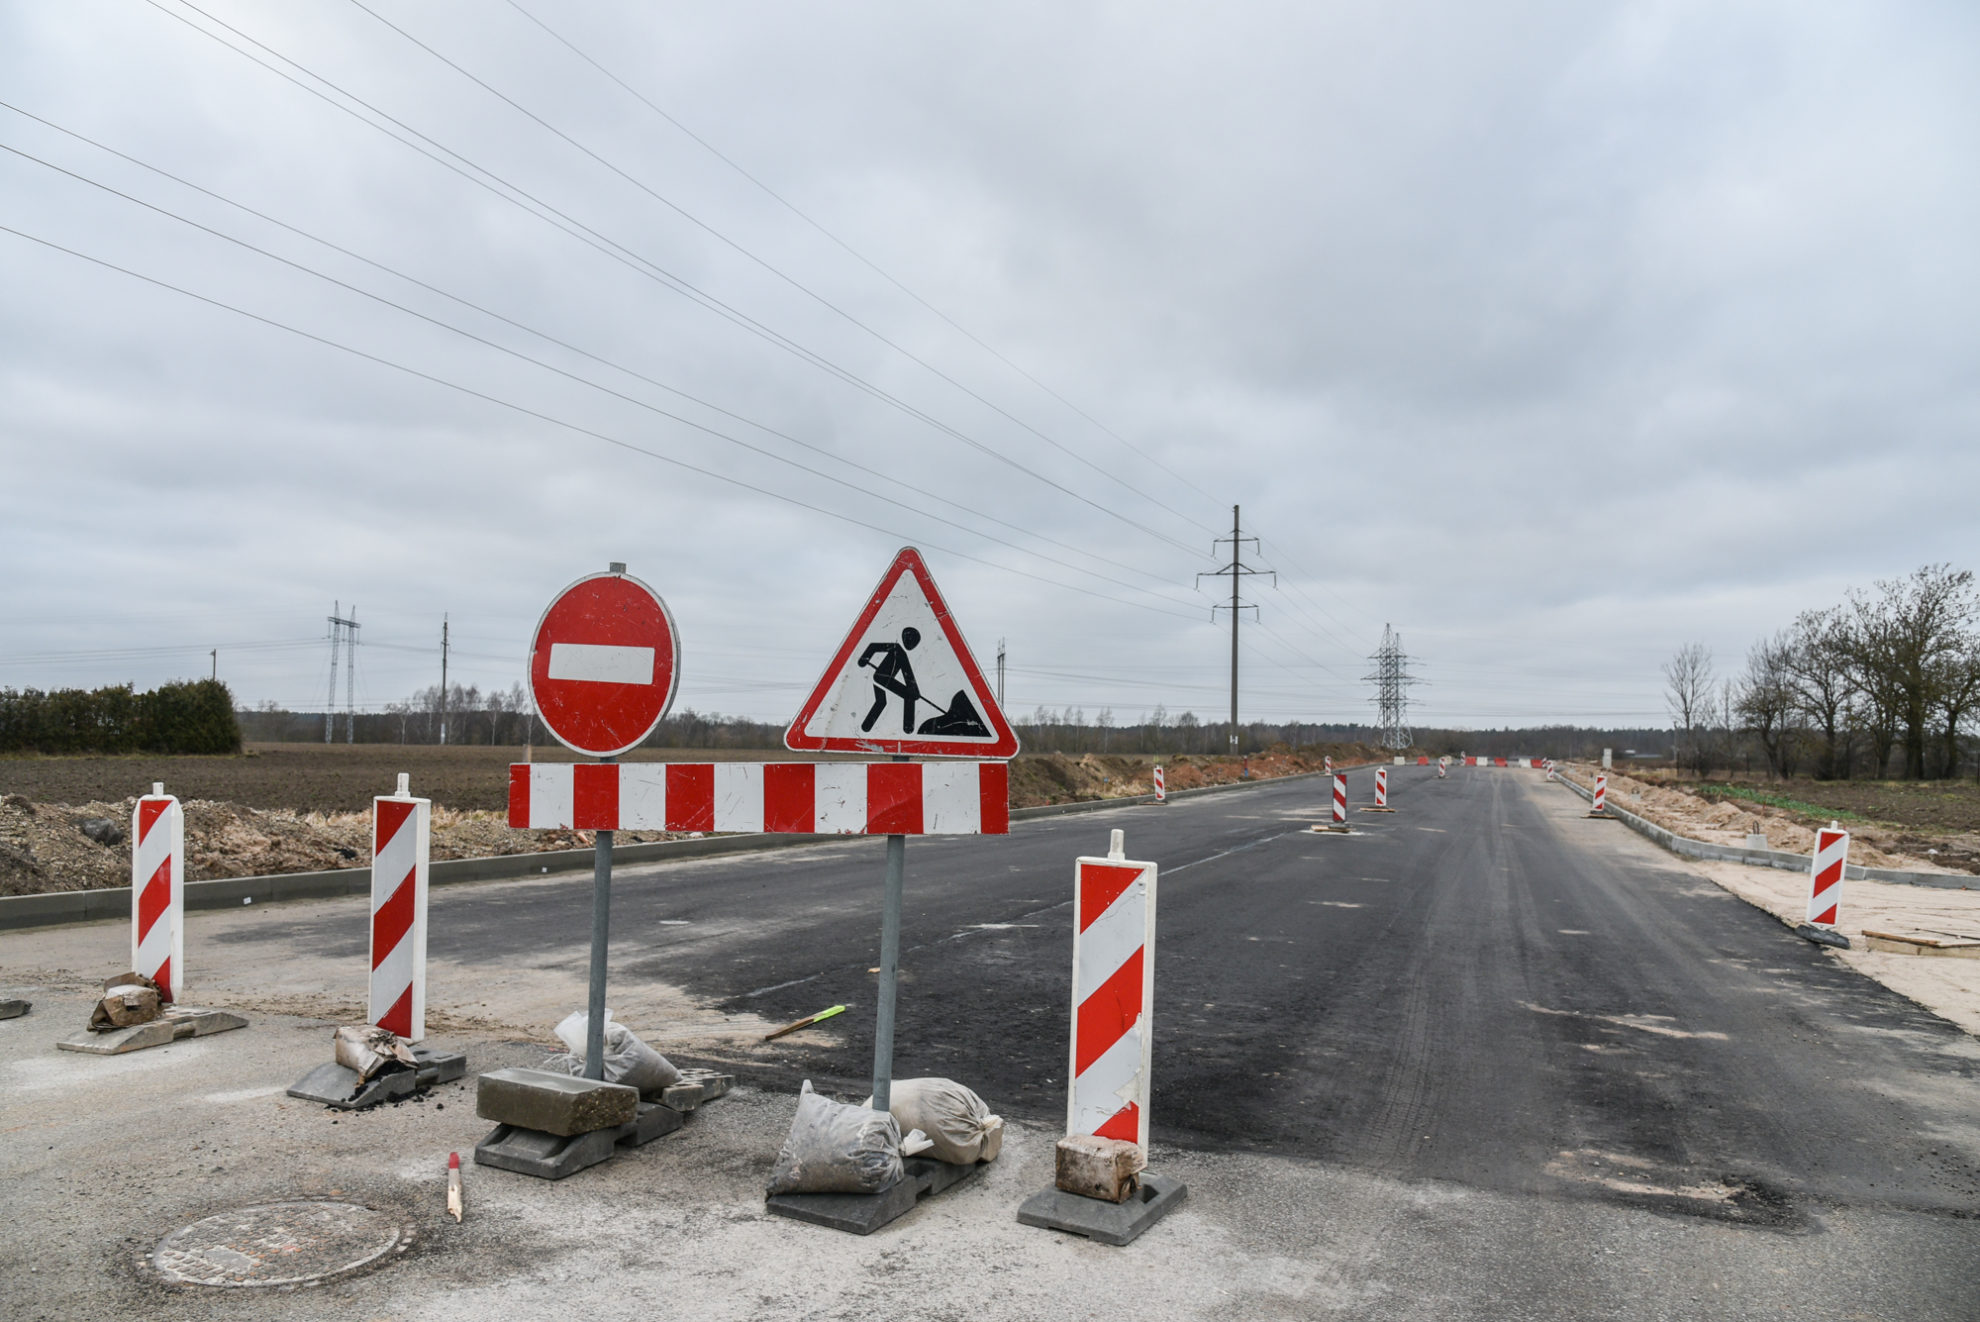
[856,626,992,738]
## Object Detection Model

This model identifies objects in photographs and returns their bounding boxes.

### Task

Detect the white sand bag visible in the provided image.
[862,1077,1004,1165]
[765,1081,908,1195]
[547,1010,681,1098]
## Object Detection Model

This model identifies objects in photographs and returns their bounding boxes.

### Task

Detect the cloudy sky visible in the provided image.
[3,0,1975,734]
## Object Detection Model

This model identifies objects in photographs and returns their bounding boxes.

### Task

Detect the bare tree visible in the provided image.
[1933,642,1980,779]
[1663,643,1714,773]
[1736,635,1797,778]
[1847,565,1978,779]
[1780,609,1855,779]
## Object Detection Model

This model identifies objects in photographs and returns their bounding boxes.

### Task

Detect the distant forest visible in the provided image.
[236,683,1663,760]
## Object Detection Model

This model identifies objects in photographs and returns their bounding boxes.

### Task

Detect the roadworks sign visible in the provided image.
[784,547,1018,759]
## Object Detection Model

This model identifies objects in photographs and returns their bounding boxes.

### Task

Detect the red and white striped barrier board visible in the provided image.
[1067,833,1156,1147]
[508,761,1009,835]
[1464,757,1477,767]
[131,784,183,1002]
[370,776,431,1041]
[1332,773,1348,823]
[1807,825,1850,926]
[1152,765,1166,803]
[1417,756,1429,765]
[1375,768,1389,808]
[1593,774,1607,813]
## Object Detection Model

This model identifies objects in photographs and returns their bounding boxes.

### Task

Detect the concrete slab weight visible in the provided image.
[287,1045,468,1110]
[766,1156,981,1235]
[471,1066,734,1181]
[1017,1173,1188,1246]
[56,1006,246,1055]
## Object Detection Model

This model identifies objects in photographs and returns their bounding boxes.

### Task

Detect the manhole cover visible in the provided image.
[147,1201,411,1288]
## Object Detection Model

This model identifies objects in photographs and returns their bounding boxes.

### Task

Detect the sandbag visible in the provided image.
[863,1077,1004,1165]
[546,1010,681,1099]
[765,1081,907,1195]
[334,1024,417,1082]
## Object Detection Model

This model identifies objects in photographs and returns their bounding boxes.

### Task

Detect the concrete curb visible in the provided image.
[1552,772,1977,891]
[0,761,1367,932]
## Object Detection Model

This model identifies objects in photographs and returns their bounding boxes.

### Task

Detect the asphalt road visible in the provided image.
[9,763,1980,1319]
[227,763,1980,1228]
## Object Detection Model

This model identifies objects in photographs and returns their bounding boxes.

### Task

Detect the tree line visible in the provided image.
[1667,563,1980,781]
[0,679,242,755]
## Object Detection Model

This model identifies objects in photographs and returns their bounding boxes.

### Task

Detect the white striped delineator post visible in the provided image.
[287,773,466,1110]
[1361,767,1396,812]
[1152,764,1166,805]
[1807,824,1850,927]
[131,782,183,1002]
[370,773,431,1040]
[1585,772,1613,818]
[56,782,248,1056]
[1016,828,1186,1245]
[1311,772,1352,833]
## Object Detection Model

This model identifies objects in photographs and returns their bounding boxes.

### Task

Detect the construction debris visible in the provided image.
[88,972,162,1032]
[763,1004,846,1041]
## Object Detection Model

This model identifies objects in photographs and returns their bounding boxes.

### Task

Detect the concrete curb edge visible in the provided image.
[0,759,1374,932]
[1552,771,1977,892]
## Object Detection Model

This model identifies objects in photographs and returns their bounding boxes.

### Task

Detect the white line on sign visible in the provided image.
[547,643,655,684]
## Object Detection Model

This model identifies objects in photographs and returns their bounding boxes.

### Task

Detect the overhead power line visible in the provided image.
[140,0,1207,559]
[499,0,1223,516]
[1,222,1223,628]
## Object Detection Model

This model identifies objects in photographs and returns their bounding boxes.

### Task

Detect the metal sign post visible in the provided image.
[526,562,680,1082]
[871,829,906,1111]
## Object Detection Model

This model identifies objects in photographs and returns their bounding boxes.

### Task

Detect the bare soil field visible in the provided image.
[0,741,1383,896]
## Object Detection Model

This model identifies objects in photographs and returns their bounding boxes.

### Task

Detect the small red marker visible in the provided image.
[447,1151,463,1222]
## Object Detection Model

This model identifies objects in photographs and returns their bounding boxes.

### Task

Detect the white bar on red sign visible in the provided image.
[370,787,432,1041]
[1068,848,1156,1147]
[131,789,184,1002]
[508,761,1010,835]
[1807,826,1849,926]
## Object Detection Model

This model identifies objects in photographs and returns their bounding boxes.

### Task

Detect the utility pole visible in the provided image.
[1197,504,1272,755]
[209,649,216,681]
[996,637,1006,708]
[344,605,359,743]
[439,614,450,746]
[325,601,341,743]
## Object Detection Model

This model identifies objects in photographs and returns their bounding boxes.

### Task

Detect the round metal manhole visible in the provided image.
[146,1201,412,1288]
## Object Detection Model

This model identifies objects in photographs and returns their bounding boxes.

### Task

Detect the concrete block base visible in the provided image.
[474,1100,684,1180]
[765,1156,980,1235]
[1358,807,1397,814]
[1308,824,1354,835]
[288,1046,468,1110]
[477,1067,638,1137]
[1017,1172,1188,1246]
[0,998,30,1020]
[660,1068,733,1112]
[56,1006,247,1055]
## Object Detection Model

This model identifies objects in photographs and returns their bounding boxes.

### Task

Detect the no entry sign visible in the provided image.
[528,570,681,758]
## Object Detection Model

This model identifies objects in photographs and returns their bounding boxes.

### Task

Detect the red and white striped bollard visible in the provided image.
[131,782,184,1002]
[1593,774,1607,814]
[1068,829,1156,1145]
[370,773,432,1040]
[1152,764,1166,804]
[1332,773,1347,824]
[1374,767,1388,808]
[1807,823,1849,927]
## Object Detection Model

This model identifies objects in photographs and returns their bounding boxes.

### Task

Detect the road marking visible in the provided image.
[1316,901,1364,908]
[1558,929,1590,935]
[546,642,655,684]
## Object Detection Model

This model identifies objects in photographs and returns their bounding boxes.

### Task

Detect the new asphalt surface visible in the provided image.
[7,762,1980,1319]
[226,762,1980,1226]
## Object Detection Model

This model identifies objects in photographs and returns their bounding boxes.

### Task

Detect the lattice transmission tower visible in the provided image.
[325,602,360,743]
[1364,623,1417,750]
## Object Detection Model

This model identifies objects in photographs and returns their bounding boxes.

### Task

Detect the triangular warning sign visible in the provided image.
[785,547,1019,759]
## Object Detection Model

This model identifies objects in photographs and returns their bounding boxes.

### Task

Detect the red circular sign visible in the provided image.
[527,571,680,758]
